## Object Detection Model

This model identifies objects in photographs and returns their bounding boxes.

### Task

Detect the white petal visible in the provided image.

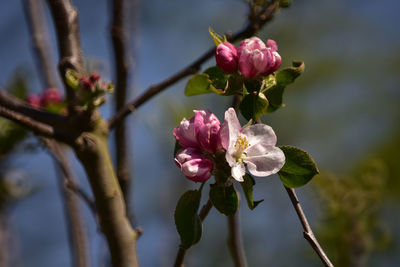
[231,162,245,182]
[244,145,285,177]
[220,108,241,150]
[225,147,238,167]
[242,124,277,147]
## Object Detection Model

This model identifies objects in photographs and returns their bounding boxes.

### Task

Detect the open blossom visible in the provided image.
[173,110,222,153]
[237,37,281,78]
[215,42,238,73]
[220,108,285,182]
[174,147,214,182]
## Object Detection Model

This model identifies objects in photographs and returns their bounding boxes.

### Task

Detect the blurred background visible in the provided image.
[0,0,399,266]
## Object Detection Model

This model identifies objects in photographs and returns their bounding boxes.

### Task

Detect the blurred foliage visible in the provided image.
[314,159,391,267]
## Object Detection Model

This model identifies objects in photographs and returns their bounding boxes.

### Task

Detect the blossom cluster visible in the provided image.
[26,88,63,109]
[173,108,285,183]
[215,37,281,78]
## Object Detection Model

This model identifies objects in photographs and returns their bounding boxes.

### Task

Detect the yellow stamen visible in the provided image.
[233,136,249,161]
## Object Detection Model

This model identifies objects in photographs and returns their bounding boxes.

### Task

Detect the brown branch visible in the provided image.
[23,0,59,89]
[227,210,248,267]
[110,0,138,223]
[46,0,83,114]
[43,138,91,267]
[0,90,69,130]
[107,1,280,129]
[0,106,70,142]
[173,199,213,267]
[284,187,334,267]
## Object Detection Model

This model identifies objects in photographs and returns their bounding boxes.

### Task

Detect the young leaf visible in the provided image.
[204,66,229,89]
[240,174,264,210]
[264,61,305,112]
[208,26,227,46]
[185,73,214,96]
[209,184,238,216]
[239,92,269,121]
[278,145,319,188]
[174,190,202,249]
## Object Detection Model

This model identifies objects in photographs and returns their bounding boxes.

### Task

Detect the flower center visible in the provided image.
[233,135,249,162]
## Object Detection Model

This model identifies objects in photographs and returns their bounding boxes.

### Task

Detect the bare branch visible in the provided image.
[108,1,279,129]
[46,0,83,114]
[42,138,91,267]
[227,210,248,267]
[173,199,213,267]
[0,90,68,129]
[23,0,59,89]
[285,187,334,267]
[110,0,138,223]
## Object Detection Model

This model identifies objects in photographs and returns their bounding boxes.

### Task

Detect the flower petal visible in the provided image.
[242,124,277,147]
[244,144,285,177]
[220,108,241,150]
[231,162,245,182]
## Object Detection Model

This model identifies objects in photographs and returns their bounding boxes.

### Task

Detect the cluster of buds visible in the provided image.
[26,88,63,109]
[66,70,114,110]
[173,108,285,183]
[173,110,222,182]
[215,37,281,78]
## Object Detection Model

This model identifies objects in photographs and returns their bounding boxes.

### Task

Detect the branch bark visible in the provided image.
[284,187,334,267]
[46,0,83,114]
[107,1,279,129]
[73,119,139,267]
[173,199,213,267]
[227,210,248,267]
[110,0,138,221]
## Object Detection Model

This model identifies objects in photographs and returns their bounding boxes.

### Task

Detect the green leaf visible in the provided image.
[240,174,264,210]
[278,145,319,188]
[0,119,26,157]
[265,61,305,112]
[209,184,238,216]
[204,66,229,89]
[65,69,80,90]
[174,190,202,249]
[185,74,214,96]
[208,27,227,46]
[239,92,269,121]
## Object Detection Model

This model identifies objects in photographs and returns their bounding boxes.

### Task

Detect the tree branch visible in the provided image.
[173,199,213,267]
[23,0,59,89]
[0,90,69,130]
[0,106,72,143]
[227,210,248,267]
[284,187,334,267]
[43,138,91,267]
[46,0,83,114]
[110,0,138,223]
[107,1,280,129]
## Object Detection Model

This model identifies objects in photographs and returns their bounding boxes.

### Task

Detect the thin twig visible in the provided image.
[107,1,280,129]
[227,210,248,267]
[43,139,91,267]
[110,0,138,225]
[173,199,213,267]
[284,187,334,267]
[23,0,59,89]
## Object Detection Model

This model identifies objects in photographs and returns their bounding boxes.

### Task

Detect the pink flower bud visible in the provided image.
[215,42,238,73]
[90,73,100,83]
[40,88,62,106]
[79,77,94,91]
[193,110,222,153]
[26,94,41,108]
[238,37,281,78]
[266,39,278,52]
[174,147,213,182]
[173,116,199,148]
